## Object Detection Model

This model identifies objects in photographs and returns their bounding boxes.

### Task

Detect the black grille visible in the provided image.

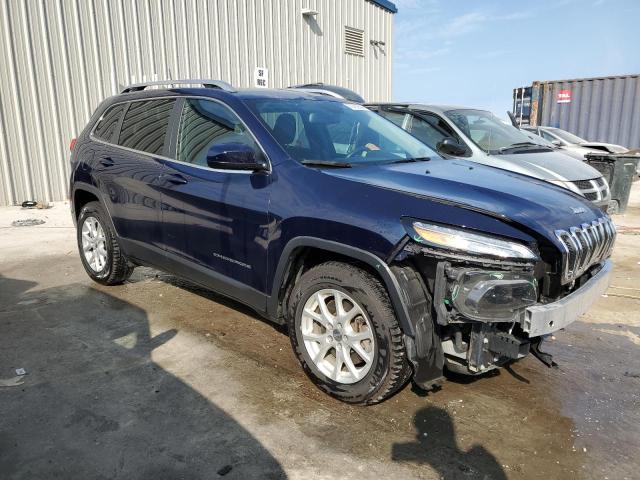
[571,177,609,204]
[574,179,595,189]
[583,192,598,200]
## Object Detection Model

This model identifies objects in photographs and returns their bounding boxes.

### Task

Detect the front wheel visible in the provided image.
[287,261,411,405]
[77,201,133,285]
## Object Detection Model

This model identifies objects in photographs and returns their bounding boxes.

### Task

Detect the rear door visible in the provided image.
[94,98,175,249]
[159,97,271,303]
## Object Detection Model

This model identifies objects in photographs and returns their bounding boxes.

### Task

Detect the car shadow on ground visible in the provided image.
[392,406,507,480]
[128,267,510,479]
[0,274,286,479]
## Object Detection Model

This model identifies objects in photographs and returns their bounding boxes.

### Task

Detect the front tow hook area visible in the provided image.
[530,337,558,368]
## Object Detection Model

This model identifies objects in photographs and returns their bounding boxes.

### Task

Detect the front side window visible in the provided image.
[93,104,125,142]
[118,99,175,155]
[379,110,407,128]
[245,98,435,165]
[408,113,461,152]
[176,99,263,166]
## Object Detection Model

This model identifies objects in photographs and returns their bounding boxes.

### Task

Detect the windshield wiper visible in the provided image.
[498,142,551,153]
[301,159,352,168]
[389,156,431,164]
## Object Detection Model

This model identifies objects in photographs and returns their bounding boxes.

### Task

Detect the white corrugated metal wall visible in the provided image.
[0,0,394,205]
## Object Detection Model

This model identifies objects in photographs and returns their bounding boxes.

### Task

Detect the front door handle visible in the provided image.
[165,173,188,185]
[99,157,114,167]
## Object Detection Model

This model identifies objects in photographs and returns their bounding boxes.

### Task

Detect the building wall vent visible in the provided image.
[344,26,365,56]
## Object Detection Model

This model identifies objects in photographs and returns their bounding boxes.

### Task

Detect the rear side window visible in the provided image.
[118,99,175,155]
[176,98,264,166]
[92,104,125,142]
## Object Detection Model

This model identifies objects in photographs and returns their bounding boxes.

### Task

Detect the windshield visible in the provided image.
[547,128,586,144]
[445,109,544,154]
[244,98,435,165]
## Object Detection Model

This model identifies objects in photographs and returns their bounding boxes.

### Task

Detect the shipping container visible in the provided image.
[512,74,640,149]
[0,0,396,206]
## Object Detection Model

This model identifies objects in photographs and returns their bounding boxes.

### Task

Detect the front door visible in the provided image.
[159,97,271,305]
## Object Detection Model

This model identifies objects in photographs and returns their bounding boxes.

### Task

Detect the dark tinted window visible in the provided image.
[93,104,124,142]
[177,99,263,166]
[379,110,406,127]
[409,113,459,150]
[118,99,175,155]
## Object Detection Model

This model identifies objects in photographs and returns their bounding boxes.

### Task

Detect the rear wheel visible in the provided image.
[77,201,133,285]
[287,261,411,405]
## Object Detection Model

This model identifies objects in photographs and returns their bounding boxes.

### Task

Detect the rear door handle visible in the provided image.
[165,173,188,185]
[99,157,114,167]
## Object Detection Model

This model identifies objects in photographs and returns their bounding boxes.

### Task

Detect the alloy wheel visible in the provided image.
[81,216,108,272]
[300,289,375,384]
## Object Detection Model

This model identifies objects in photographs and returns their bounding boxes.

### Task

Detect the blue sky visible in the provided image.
[392,0,640,117]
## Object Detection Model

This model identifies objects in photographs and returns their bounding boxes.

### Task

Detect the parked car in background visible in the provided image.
[523,126,629,158]
[366,103,612,211]
[288,83,365,103]
[70,80,615,404]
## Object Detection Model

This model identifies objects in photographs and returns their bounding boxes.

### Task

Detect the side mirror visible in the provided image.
[551,139,562,147]
[437,137,468,157]
[206,143,267,171]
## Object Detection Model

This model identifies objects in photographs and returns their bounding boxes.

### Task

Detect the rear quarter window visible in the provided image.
[92,104,125,142]
[118,98,175,155]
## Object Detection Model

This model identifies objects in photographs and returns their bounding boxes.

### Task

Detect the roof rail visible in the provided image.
[120,79,236,94]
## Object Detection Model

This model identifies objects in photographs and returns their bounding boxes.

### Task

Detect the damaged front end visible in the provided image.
[433,261,543,375]
[392,217,615,390]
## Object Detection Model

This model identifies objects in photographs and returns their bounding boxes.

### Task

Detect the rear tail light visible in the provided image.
[69,138,77,151]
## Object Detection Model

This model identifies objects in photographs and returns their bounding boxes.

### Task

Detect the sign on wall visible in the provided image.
[557,90,572,104]
[254,67,269,88]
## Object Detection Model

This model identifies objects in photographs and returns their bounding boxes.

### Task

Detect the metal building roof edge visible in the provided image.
[367,0,398,14]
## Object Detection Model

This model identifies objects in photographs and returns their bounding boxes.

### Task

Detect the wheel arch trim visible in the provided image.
[268,236,415,336]
[71,183,119,237]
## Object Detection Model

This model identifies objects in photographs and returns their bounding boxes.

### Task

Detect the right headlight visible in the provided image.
[451,270,538,322]
[405,221,538,260]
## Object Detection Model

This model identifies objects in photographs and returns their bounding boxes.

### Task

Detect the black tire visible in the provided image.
[77,201,133,285]
[287,261,411,405]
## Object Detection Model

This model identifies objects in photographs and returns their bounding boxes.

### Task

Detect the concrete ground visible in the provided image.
[1,186,639,480]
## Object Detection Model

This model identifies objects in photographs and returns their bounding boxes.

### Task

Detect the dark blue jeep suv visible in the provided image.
[70,80,615,404]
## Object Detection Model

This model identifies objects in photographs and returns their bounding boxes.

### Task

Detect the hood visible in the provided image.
[325,158,605,241]
[470,149,601,182]
[578,142,628,154]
